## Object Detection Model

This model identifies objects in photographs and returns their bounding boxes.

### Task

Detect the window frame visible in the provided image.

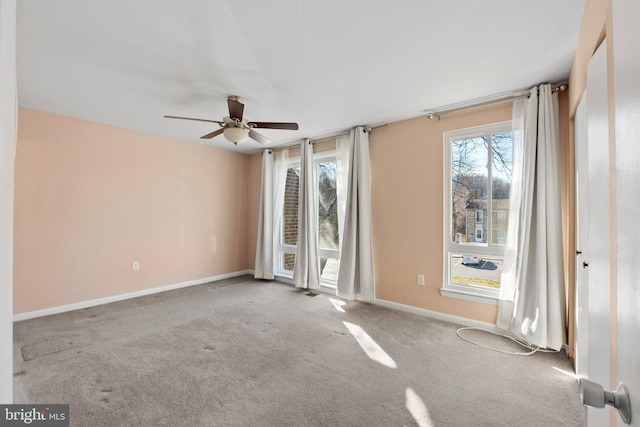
[275,157,301,279]
[314,151,341,288]
[442,121,512,304]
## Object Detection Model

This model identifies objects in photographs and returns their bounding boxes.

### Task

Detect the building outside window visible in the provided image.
[280,167,300,272]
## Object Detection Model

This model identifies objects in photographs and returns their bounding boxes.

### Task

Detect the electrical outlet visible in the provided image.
[132,261,140,271]
[417,274,425,286]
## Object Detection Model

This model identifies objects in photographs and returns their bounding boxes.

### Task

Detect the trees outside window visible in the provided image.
[316,158,340,284]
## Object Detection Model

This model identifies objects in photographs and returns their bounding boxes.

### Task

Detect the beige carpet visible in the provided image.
[13,275,586,426]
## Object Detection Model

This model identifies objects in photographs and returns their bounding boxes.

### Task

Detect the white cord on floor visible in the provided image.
[456,327,560,356]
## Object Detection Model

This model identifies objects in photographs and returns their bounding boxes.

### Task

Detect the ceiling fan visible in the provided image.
[164,96,299,145]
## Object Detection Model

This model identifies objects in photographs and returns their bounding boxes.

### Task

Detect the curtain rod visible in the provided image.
[266,135,342,154]
[424,83,568,120]
[266,123,385,153]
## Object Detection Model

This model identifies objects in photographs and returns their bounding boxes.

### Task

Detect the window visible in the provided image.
[279,166,300,273]
[316,155,340,285]
[275,149,341,288]
[443,122,513,302]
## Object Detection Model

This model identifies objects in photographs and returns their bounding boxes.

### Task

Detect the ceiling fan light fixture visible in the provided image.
[224,126,249,144]
[165,96,298,145]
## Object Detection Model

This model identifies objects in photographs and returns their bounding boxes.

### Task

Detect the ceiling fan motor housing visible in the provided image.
[223,116,250,144]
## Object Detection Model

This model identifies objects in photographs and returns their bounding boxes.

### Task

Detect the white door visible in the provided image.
[578,40,611,427]
[612,0,640,425]
[586,40,612,427]
[574,91,589,380]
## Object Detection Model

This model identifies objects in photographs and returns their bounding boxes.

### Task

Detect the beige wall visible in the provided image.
[14,108,250,314]
[557,91,575,355]
[569,0,607,116]
[368,104,512,324]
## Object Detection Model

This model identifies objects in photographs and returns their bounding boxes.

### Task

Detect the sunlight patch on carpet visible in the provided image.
[552,366,578,379]
[329,298,346,313]
[405,387,434,427]
[342,321,397,369]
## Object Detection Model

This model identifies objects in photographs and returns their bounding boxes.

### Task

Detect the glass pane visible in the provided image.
[450,253,502,289]
[491,132,513,245]
[450,137,488,244]
[317,161,339,250]
[282,167,300,245]
[320,257,340,283]
[492,211,507,245]
[282,252,296,272]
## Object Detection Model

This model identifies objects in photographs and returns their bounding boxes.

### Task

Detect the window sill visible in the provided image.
[275,272,294,283]
[275,274,337,290]
[320,284,337,292]
[440,288,498,306]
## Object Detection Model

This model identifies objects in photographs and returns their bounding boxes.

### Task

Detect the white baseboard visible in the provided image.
[375,298,502,333]
[13,270,254,322]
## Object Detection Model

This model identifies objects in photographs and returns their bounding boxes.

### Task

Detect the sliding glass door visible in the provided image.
[275,150,341,288]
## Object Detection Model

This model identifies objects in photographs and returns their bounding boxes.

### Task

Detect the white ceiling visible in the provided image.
[17,0,585,154]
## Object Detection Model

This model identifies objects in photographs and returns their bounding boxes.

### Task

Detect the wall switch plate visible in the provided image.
[132,261,140,271]
[417,274,425,286]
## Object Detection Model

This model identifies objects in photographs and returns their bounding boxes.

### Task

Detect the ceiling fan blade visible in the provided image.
[200,129,225,139]
[249,129,271,145]
[228,97,244,121]
[249,122,299,130]
[164,115,223,125]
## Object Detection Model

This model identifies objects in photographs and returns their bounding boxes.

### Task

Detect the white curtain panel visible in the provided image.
[254,149,289,280]
[0,0,17,403]
[498,85,565,350]
[498,95,532,330]
[336,133,351,249]
[293,139,320,289]
[254,150,275,279]
[337,127,375,302]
